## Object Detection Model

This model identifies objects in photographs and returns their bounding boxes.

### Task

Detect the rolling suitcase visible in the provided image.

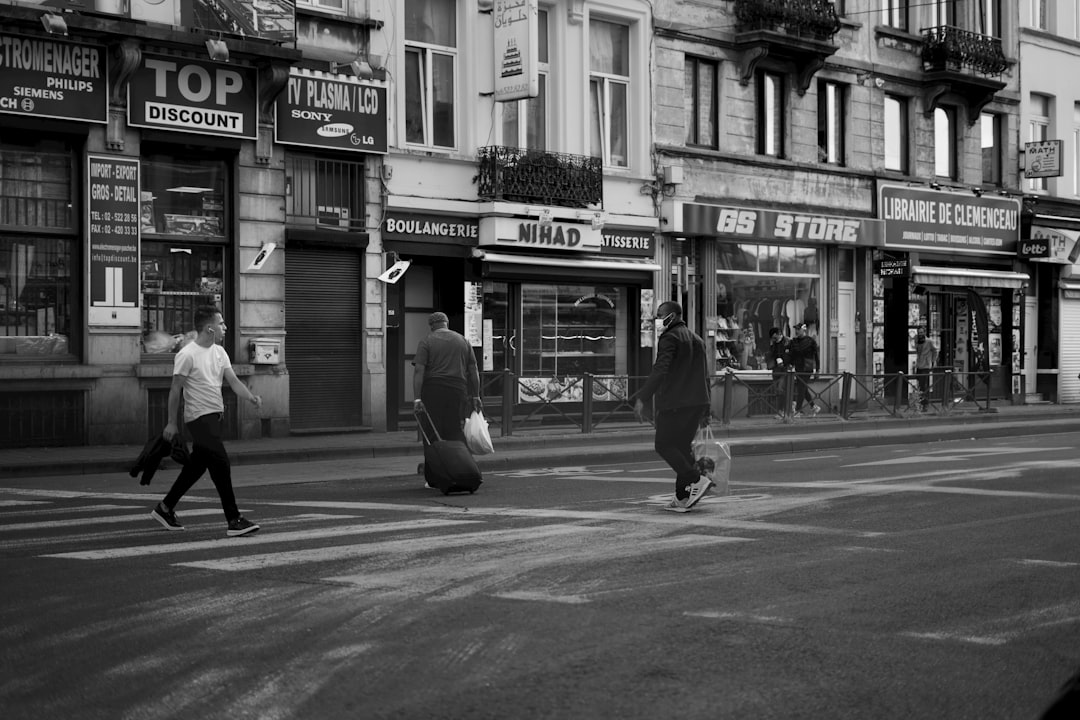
[416,408,483,495]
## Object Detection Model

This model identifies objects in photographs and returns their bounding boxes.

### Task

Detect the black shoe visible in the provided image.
[227,516,260,537]
[151,504,184,531]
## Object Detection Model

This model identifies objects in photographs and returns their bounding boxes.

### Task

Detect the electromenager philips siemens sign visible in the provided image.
[0,33,107,123]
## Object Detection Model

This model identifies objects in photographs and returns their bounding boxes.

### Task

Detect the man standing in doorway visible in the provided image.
[151,305,262,537]
[632,301,712,513]
[413,311,482,443]
[787,322,820,417]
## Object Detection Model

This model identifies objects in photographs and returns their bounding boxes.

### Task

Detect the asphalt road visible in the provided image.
[2,434,1079,720]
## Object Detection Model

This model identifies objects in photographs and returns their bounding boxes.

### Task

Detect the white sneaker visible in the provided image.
[811,404,821,416]
[686,476,714,508]
[661,497,691,513]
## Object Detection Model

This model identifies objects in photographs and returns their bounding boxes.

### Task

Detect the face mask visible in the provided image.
[655,312,675,331]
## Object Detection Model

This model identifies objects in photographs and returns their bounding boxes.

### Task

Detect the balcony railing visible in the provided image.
[733,0,841,41]
[922,26,1010,76]
[476,146,603,209]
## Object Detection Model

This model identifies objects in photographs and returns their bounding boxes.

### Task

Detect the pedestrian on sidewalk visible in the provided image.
[632,301,712,513]
[766,326,790,418]
[150,305,262,537]
[915,327,938,410]
[413,311,482,444]
[787,322,820,417]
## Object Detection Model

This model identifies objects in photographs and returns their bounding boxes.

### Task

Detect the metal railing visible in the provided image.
[476,146,603,209]
[476,368,999,435]
[921,25,1010,76]
[733,0,842,41]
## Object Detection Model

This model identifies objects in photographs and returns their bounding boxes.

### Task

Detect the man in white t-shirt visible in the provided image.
[150,306,263,537]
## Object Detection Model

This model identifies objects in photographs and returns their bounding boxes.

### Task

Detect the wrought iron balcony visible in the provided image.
[731,0,841,95]
[476,146,603,209]
[733,0,841,41]
[920,26,1010,126]
[921,26,1009,76]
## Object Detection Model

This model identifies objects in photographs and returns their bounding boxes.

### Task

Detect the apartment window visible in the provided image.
[1028,94,1050,191]
[934,106,957,180]
[1031,0,1047,30]
[884,94,908,172]
[977,0,1002,36]
[981,113,1003,186]
[589,19,630,168]
[882,0,908,30]
[932,0,955,26]
[817,80,844,165]
[757,70,784,158]
[684,56,718,149]
[405,0,457,149]
[502,9,549,151]
[295,0,345,12]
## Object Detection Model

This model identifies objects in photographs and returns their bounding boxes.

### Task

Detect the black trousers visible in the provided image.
[162,413,239,521]
[421,383,468,444]
[654,405,708,500]
[916,368,932,408]
[794,373,814,411]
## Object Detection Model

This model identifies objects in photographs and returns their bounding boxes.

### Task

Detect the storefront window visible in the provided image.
[0,137,75,360]
[521,283,627,377]
[716,243,820,370]
[140,157,227,355]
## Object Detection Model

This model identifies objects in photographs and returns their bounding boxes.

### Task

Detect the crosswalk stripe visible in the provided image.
[2,508,225,532]
[176,524,602,572]
[41,518,481,560]
[0,500,51,507]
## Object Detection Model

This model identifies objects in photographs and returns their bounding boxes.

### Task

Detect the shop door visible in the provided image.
[285,247,364,430]
[837,284,855,397]
[1024,296,1037,399]
[1059,298,1080,403]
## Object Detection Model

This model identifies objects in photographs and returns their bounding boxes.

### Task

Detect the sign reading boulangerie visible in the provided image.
[0,33,107,123]
[87,156,140,327]
[128,54,257,138]
[878,183,1020,255]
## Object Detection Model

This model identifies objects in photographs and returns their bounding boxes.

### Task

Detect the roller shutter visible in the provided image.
[1059,294,1080,403]
[285,247,364,429]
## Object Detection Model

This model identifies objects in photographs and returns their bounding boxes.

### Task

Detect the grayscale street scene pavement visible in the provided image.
[3,407,1079,719]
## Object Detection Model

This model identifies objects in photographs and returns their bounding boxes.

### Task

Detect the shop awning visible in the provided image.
[1059,279,1080,298]
[910,266,1029,289]
[478,250,661,282]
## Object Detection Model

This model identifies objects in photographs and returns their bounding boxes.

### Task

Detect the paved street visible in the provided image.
[3,434,1079,719]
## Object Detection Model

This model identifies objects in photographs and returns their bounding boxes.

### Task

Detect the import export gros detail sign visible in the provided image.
[275,71,387,154]
[128,54,257,139]
[0,33,107,123]
[878,183,1020,255]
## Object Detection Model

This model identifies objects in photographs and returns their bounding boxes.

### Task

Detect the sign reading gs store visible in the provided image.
[128,54,257,139]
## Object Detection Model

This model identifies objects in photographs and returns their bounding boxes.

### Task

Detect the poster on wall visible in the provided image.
[640,289,654,348]
[87,155,140,327]
[464,281,482,348]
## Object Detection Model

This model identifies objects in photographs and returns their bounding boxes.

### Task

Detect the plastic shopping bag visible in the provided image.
[692,423,731,495]
[464,410,495,455]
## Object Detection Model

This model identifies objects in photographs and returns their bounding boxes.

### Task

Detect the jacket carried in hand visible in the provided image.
[631,320,710,413]
[129,433,190,486]
[787,335,819,373]
[767,337,790,378]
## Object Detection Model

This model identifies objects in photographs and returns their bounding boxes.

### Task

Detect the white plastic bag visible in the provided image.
[692,423,731,495]
[464,410,495,455]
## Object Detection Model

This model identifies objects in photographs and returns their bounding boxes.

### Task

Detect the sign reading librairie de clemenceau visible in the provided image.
[878,183,1020,256]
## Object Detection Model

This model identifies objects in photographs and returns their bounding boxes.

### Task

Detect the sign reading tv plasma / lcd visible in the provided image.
[128,54,258,139]
[87,156,141,328]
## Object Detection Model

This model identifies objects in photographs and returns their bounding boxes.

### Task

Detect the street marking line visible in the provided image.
[684,611,792,623]
[268,500,881,537]
[0,487,218,503]
[773,455,839,462]
[1010,558,1080,568]
[493,591,592,604]
[2,508,225,532]
[0,500,51,507]
[846,447,1074,467]
[40,518,481,560]
[176,524,603,572]
[902,601,1080,646]
[744,481,1080,501]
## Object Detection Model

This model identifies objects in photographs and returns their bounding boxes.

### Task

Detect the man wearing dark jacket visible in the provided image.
[632,301,712,512]
[787,322,819,416]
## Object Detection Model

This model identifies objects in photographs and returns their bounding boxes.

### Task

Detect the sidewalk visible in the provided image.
[5,402,1080,481]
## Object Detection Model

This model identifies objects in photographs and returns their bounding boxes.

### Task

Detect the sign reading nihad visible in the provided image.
[479,217,603,253]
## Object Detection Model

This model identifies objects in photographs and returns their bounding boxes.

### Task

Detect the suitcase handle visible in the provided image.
[414,405,442,445]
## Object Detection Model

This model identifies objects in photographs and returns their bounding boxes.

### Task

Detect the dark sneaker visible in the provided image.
[151,504,184,531]
[661,497,691,513]
[686,476,714,508]
[227,516,260,537]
